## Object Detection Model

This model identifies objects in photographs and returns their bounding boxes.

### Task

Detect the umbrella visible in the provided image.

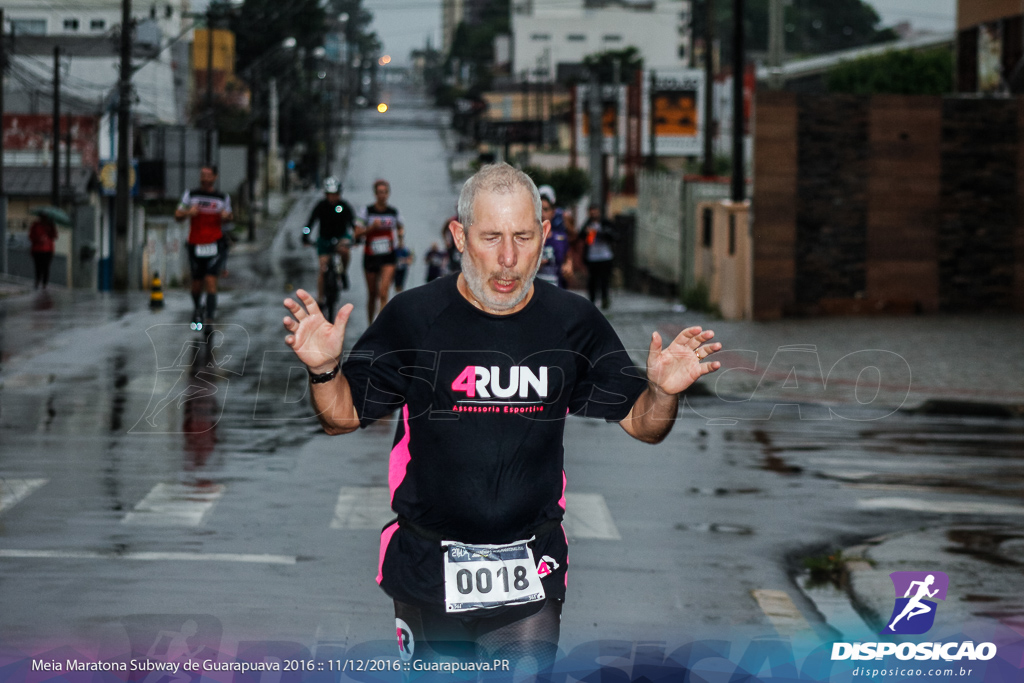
[30,206,72,227]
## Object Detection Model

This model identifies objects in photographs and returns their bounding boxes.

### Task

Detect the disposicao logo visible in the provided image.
[882,571,948,635]
[830,570,998,663]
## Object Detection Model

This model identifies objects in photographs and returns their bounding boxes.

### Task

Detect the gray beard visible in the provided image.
[460,247,543,313]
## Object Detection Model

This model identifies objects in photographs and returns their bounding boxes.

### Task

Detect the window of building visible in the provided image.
[602,34,622,42]
[90,18,106,30]
[702,208,713,248]
[64,18,80,31]
[11,19,47,35]
[567,33,586,42]
[728,214,736,255]
[531,33,551,41]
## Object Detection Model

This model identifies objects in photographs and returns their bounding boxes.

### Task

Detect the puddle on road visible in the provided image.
[104,349,131,433]
[674,522,753,535]
[795,571,877,641]
[945,527,1023,567]
[688,485,761,497]
[752,430,804,475]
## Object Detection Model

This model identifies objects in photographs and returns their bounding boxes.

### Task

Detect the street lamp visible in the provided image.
[239,36,298,241]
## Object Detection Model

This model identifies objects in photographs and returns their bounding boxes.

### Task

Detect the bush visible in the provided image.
[826,47,953,95]
[521,166,591,206]
[681,280,720,315]
[803,551,847,588]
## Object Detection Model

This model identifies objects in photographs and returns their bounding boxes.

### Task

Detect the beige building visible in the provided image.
[692,200,752,320]
[955,0,1024,92]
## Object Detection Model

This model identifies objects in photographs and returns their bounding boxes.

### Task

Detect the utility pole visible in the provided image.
[612,58,621,190]
[205,9,215,166]
[268,78,278,188]
[702,0,716,176]
[731,0,745,203]
[588,71,604,214]
[648,69,657,167]
[0,8,7,274]
[767,0,786,89]
[52,46,61,206]
[113,0,133,290]
[64,115,71,198]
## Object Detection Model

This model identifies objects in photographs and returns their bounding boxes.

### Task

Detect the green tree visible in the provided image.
[227,0,327,73]
[691,0,897,62]
[522,166,590,207]
[825,48,953,95]
[581,47,643,83]
[446,0,510,95]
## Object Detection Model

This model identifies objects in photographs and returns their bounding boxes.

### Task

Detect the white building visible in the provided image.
[3,0,187,43]
[3,1,192,125]
[511,0,692,80]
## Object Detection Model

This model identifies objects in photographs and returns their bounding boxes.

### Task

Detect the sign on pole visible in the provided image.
[641,69,705,157]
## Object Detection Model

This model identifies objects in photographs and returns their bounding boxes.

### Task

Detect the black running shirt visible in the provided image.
[307,199,357,241]
[343,275,646,541]
[342,275,647,607]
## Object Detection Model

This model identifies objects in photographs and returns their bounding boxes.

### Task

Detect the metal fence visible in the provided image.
[634,171,733,296]
[635,170,683,287]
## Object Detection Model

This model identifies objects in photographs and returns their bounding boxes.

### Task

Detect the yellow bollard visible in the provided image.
[150,272,164,310]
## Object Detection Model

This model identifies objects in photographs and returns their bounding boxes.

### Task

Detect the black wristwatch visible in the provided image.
[308,362,340,384]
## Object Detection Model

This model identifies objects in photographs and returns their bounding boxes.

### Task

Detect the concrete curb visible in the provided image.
[827,526,1024,638]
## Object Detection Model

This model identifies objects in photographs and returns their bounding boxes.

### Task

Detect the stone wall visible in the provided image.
[753,92,1024,319]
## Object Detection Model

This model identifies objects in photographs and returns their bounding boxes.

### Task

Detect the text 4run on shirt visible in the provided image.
[451,366,548,414]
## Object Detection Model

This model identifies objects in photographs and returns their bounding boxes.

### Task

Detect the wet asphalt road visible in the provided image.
[1,86,1023,660]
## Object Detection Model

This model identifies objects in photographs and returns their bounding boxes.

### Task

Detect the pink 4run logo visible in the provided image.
[880,571,949,635]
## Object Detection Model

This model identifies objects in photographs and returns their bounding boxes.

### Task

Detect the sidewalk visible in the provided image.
[0,274,33,298]
[600,288,1024,414]
[229,191,295,256]
[840,525,1024,639]
[599,287,1024,642]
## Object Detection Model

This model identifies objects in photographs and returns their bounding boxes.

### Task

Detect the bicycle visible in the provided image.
[322,238,342,323]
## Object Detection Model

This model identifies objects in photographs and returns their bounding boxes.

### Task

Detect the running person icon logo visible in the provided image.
[881,571,949,635]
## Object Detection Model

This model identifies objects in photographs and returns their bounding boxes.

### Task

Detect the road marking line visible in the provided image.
[330,486,393,529]
[563,493,620,540]
[0,549,296,564]
[328,487,621,539]
[751,589,813,637]
[0,478,48,514]
[857,497,1024,515]
[122,483,225,526]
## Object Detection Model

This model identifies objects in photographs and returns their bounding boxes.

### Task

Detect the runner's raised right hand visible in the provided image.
[283,289,352,373]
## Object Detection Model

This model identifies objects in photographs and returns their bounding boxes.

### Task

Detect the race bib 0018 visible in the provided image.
[194,242,219,258]
[442,539,546,613]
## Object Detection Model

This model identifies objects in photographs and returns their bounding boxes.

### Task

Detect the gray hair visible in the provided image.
[457,163,542,229]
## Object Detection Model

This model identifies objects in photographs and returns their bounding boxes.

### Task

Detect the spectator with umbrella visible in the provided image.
[28,206,70,289]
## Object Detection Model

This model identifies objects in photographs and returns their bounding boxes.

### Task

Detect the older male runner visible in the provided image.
[282,163,721,668]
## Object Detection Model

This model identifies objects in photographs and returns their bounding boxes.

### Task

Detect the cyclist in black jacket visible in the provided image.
[303,177,356,309]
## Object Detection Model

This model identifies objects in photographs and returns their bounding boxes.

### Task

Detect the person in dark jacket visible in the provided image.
[581,204,616,309]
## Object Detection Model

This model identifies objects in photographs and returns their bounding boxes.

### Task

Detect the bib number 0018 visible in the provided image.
[442,539,545,613]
